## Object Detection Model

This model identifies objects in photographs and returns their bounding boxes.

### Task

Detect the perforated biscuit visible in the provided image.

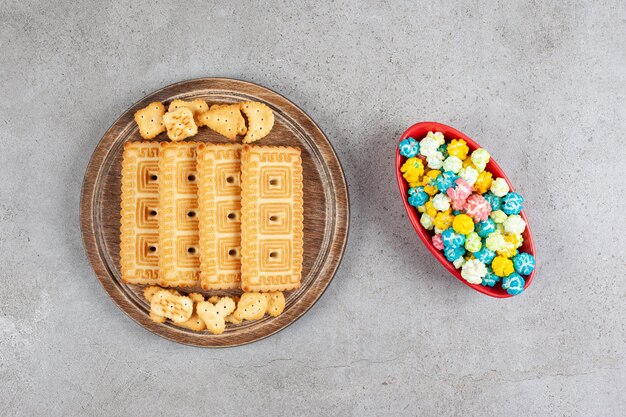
[150,290,193,323]
[232,292,268,321]
[240,145,303,292]
[239,102,274,143]
[163,108,198,141]
[197,104,245,141]
[197,143,242,290]
[121,142,161,285]
[134,102,166,140]
[158,142,201,287]
[168,99,208,123]
[197,297,236,335]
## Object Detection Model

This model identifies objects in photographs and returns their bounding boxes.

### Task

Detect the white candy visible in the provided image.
[442,156,462,174]
[490,178,510,197]
[426,153,444,169]
[420,213,435,230]
[504,214,526,235]
[458,166,479,186]
[453,257,466,269]
[432,193,451,211]
[461,259,487,284]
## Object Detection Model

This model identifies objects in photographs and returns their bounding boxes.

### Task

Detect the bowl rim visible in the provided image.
[395,121,536,298]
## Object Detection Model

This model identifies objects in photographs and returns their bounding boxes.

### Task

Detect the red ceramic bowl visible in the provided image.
[396,122,536,298]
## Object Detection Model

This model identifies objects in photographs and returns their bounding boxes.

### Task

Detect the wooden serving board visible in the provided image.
[80,78,349,347]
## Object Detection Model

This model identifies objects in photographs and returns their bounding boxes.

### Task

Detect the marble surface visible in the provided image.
[1,1,625,416]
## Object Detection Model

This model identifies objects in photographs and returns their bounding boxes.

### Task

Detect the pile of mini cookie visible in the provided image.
[144,286,284,334]
[134,98,274,143]
[399,131,535,295]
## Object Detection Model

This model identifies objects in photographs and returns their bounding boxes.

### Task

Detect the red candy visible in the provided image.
[447,178,473,210]
[465,194,492,222]
[432,233,445,250]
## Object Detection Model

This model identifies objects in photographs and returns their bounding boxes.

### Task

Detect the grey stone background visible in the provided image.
[1,0,624,416]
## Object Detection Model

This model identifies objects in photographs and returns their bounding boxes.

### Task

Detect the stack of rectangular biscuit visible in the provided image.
[121,141,303,293]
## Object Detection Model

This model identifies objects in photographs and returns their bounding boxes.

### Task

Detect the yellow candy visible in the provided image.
[462,158,477,169]
[497,233,523,258]
[401,158,424,184]
[424,200,437,218]
[452,214,474,235]
[434,210,454,230]
[447,139,469,160]
[492,256,514,277]
[474,171,493,194]
[424,184,438,196]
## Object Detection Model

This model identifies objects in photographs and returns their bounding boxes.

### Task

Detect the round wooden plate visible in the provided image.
[80,78,349,347]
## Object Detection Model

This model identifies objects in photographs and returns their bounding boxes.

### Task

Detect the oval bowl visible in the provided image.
[395,122,536,298]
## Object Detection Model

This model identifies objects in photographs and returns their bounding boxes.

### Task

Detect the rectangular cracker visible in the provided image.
[158,142,200,287]
[197,143,243,290]
[120,141,161,284]
[240,145,304,292]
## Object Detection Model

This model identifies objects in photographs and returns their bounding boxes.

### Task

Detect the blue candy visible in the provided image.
[435,171,458,193]
[502,273,525,295]
[502,192,524,215]
[452,210,462,215]
[444,246,466,262]
[441,228,466,248]
[481,267,501,287]
[437,144,449,159]
[513,252,535,275]
[475,218,496,238]
[483,192,502,211]
[408,186,429,207]
[399,137,420,158]
[474,247,496,265]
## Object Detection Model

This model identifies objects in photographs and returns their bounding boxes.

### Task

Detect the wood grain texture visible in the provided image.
[80,78,350,347]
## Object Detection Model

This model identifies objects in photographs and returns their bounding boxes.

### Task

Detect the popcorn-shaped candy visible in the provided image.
[474,247,496,264]
[458,166,479,186]
[444,245,466,262]
[420,213,435,230]
[442,228,465,248]
[447,178,473,210]
[401,157,424,184]
[434,210,454,230]
[502,272,525,295]
[424,169,441,185]
[481,267,501,287]
[474,171,493,194]
[485,231,507,251]
[452,209,462,215]
[502,192,524,215]
[434,227,444,234]
[432,193,451,211]
[424,200,437,218]
[453,256,466,269]
[490,210,507,224]
[417,205,426,213]
[408,186,429,207]
[476,218,496,238]
[508,233,523,248]
[442,156,463,174]
[437,143,449,159]
[483,192,502,211]
[426,152,444,169]
[423,184,438,196]
[513,252,535,275]
[492,256,514,277]
[465,194,492,223]
[504,214,526,235]
[420,132,444,157]
[399,137,420,157]
[497,235,518,258]
[447,139,469,160]
[496,223,505,234]
[464,232,482,253]
[462,158,476,169]
[432,234,445,250]
[435,171,458,193]
[490,178,509,197]
[452,214,474,235]
[470,148,490,172]
[461,259,487,284]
